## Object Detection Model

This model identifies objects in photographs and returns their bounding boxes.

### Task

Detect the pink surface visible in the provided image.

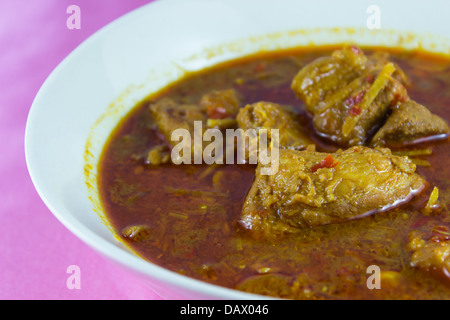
[0,0,165,300]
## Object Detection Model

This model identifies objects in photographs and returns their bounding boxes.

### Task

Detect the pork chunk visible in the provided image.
[150,89,242,146]
[312,69,408,146]
[236,101,313,150]
[371,100,449,147]
[240,147,425,235]
[291,45,369,114]
[149,97,207,148]
[292,45,410,146]
[200,88,242,119]
[407,229,450,284]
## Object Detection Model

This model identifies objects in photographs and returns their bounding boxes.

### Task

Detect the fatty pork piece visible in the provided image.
[291,45,409,114]
[150,97,207,147]
[291,45,410,146]
[291,45,449,147]
[148,97,206,164]
[148,89,241,164]
[407,230,450,284]
[371,100,449,147]
[150,89,242,145]
[200,88,241,120]
[239,147,425,235]
[236,101,313,150]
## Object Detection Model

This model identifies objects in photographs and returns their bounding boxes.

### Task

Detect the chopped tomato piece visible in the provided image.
[254,62,266,73]
[393,92,408,105]
[429,235,450,243]
[435,226,450,232]
[311,155,339,172]
[349,106,362,116]
[207,106,229,119]
[366,73,375,84]
[345,90,366,107]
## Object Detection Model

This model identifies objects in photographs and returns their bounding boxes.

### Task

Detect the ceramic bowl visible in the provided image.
[25,0,449,299]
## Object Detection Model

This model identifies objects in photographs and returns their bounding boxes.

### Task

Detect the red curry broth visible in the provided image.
[98,46,450,299]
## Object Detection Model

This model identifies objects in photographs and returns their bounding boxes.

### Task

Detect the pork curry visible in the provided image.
[98,45,450,299]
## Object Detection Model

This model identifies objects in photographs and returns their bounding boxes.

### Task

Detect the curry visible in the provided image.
[98,45,450,299]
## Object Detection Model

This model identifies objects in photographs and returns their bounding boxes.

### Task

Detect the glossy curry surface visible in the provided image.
[98,46,450,299]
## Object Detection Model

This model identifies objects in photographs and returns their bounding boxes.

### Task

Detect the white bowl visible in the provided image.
[25,0,449,299]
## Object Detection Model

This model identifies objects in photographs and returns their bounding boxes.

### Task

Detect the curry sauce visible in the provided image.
[98,46,450,299]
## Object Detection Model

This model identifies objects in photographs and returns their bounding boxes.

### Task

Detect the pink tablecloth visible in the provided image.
[0,0,163,300]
